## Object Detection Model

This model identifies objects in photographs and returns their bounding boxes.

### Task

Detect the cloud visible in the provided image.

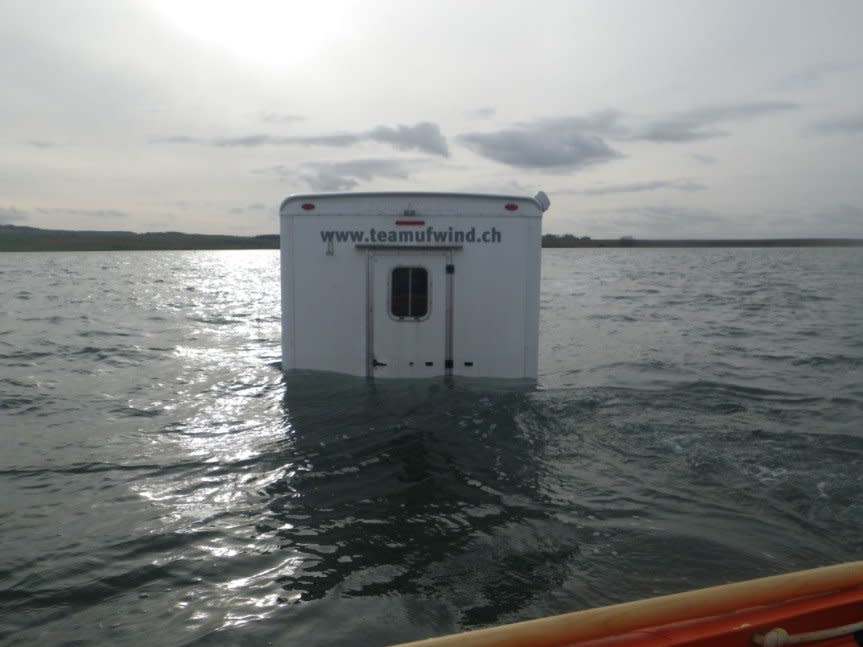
[691,153,717,164]
[300,159,420,191]
[758,205,863,237]
[252,165,293,177]
[368,123,449,156]
[567,179,707,196]
[574,203,863,239]
[775,60,859,90]
[457,101,796,171]
[595,205,862,238]
[212,134,286,147]
[0,207,29,223]
[304,173,357,192]
[458,112,624,170]
[634,101,799,142]
[261,112,305,124]
[807,114,863,135]
[615,205,725,221]
[253,158,426,192]
[153,122,449,156]
[37,208,128,218]
[2,206,128,225]
[812,204,863,229]
[209,133,360,147]
[597,205,734,236]
[151,135,203,144]
[229,202,269,215]
[466,107,496,119]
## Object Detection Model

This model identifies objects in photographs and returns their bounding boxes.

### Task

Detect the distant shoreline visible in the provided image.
[0,225,279,252]
[1,225,861,251]
[542,237,863,248]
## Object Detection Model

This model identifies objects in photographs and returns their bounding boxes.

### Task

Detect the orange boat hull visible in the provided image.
[394,562,863,647]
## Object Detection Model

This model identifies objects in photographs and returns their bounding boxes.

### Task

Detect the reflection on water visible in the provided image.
[128,351,572,639]
[267,374,561,622]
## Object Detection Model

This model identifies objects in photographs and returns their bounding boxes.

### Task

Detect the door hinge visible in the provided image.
[444,359,453,369]
[446,264,454,274]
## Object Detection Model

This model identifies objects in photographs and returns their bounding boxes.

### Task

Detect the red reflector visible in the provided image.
[395,219,425,226]
[301,203,315,211]
[505,203,518,211]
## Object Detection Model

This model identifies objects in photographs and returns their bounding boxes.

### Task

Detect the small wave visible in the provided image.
[0,350,54,361]
[586,314,638,322]
[110,405,163,418]
[670,380,818,403]
[751,353,797,362]
[78,330,135,338]
[791,354,863,368]
[189,316,242,325]
[0,460,206,478]
[2,562,178,614]
[0,397,36,410]
[111,531,220,562]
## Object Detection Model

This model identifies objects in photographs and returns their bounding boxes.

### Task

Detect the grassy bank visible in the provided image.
[0,225,279,252]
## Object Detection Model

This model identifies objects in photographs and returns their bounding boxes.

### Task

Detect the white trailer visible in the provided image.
[279,191,549,379]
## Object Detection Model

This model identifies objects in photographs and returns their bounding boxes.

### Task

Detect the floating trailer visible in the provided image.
[392,561,863,646]
[279,191,550,378]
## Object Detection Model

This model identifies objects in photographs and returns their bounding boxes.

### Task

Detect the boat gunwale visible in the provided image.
[391,562,863,647]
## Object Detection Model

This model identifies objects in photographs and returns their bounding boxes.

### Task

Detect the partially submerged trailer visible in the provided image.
[279,191,550,379]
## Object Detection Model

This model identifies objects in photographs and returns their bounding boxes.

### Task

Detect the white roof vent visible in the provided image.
[534,191,551,212]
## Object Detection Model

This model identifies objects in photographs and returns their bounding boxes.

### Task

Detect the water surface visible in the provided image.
[1,248,862,645]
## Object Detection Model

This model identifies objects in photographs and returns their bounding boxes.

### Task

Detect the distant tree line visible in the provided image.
[542,233,592,242]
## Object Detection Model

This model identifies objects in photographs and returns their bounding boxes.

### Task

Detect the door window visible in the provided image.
[391,267,428,319]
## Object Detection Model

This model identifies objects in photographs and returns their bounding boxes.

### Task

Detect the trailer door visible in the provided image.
[366,248,453,378]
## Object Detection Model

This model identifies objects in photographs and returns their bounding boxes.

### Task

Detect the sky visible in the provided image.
[1,0,862,238]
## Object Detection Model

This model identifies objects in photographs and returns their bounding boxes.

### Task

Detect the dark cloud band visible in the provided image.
[633,101,799,142]
[572,180,707,196]
[153,122,449,157]
[808,114,863,135]
[253,158,426,192]
[458,113,624,170]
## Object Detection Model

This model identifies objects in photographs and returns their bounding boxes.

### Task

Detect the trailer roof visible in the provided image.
[280,191,549,214]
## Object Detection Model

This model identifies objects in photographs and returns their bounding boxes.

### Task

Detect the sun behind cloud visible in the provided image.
[147,0,351,67]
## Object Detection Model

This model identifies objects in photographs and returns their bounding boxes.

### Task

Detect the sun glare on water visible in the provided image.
[149,0,350,67]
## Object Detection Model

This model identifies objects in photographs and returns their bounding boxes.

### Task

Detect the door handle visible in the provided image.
[373,359,387,367]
